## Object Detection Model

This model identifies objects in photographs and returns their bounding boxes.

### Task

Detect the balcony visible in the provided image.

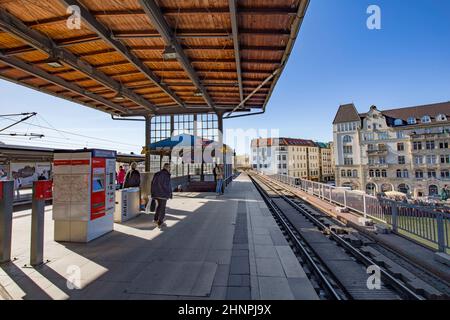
[367,148,388,156]
[367,163,389,169]
[410,131,450,140]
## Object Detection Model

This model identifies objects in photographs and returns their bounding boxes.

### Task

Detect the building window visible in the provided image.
[407,117,416,125]
[441,155,450,164]
[440,142,449,149]
[394,119,403,126]
[375,170,381,177]
[352,170,358,177]
[414,156,423,165]
[344,158,353,165]
[366,183,376,196]
[415,170,424,179]
[378,132,389,140]
[413,142,422,150]
[398,156,406,165]
[426,141,435,150]
[426,155,436,164]
[429,185,439,196]
[441,170,450,179]
[282,155,286,161]
[343,146,353,154]
[347,170,352,177]
[381,170,387,177]
[421,115,431,123]
[367,144,375,151]
[396,169,402,178]
[369,170,374,177]
[396,131,405,139]
[403,169,409,178]
[282,164,287,169]
[379,156,386,164]
[436,114,447,122]
[427,170,437,178]
[343,135,352,143]
[397,143,405,151]
[363,133,374,141]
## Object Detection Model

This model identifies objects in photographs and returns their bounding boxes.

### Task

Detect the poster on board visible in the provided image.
[0,165,8,181]
[10,162,52,188]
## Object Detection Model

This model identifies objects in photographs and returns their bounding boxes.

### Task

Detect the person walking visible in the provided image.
[13,174,22,200]
[151,163,172,228]
[215,164,224,196]
[441,185,449,202]
[213,163,218,182]
[123,162,140,189]
[117,165,126,188]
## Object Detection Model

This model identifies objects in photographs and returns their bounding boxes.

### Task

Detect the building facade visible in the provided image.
[333,102,450,198]
[251,138,334,182]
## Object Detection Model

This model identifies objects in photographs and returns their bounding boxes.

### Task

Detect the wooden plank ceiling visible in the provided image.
[0,0,309,116]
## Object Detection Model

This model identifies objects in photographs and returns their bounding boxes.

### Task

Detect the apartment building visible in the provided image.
[251,138,334,182]
[333,102,450,198]
[316,142,335,182]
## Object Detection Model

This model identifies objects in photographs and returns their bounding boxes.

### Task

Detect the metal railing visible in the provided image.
[266,172,450,253]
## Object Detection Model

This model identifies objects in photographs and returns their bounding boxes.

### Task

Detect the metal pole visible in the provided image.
[145,115,152,172]
[436,213,445,252]
[30,182,45,266]
[363,194,367,219]
[0,181,14,263]
[343,189,347,208]
[391,201,398,233]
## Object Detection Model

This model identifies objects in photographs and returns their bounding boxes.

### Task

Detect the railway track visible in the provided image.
[248,172,450,300]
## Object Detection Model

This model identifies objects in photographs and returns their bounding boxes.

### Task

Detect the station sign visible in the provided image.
[34,180,53,200]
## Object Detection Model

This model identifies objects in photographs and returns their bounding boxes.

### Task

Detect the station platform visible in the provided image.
[0,173,318,300]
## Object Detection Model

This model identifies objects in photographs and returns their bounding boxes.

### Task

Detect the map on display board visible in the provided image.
[53,174,89,203]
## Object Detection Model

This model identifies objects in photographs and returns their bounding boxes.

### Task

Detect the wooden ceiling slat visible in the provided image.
[0,0,308,116]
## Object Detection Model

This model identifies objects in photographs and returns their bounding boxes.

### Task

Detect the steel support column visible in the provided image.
[145,115,152,172]
[0,181,13,263]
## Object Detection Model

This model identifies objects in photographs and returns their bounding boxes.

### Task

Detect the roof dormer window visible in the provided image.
[394,119,403,126]
[437,114,447,122]
[407,117,416,125]
[421,115,431,123]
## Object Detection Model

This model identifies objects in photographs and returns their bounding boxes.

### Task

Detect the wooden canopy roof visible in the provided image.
[0,0,309,117]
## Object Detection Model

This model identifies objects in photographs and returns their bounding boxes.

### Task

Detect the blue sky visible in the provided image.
[1,0,449,155]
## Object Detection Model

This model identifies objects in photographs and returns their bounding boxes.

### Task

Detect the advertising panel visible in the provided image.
[10,162,52,187]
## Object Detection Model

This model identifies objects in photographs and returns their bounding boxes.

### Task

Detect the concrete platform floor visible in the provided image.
[0,173,318,300]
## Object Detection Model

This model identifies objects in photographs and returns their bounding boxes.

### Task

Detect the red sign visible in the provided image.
[0,182,3,201]
[91,158,106,220]
[34,180,53,200]
[54,159,90,166]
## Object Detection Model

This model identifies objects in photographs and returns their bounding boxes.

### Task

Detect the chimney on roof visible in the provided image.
[370,105,377,111]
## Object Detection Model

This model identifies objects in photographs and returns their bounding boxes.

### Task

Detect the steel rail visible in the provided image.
[257,173,425,300]
[249,174,344,300]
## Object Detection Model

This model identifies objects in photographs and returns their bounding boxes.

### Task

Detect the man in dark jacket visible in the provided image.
[151,163,172,228]
[123,162,141,188]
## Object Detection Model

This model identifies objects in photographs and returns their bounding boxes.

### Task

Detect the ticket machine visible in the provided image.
[52,149,116,242]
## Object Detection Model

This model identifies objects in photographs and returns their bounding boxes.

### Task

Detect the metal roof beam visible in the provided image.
[24,7,298,28]
[3,44,285,57]
[59,0,186,109]
[0,51,129,114]
[228,0,244,104]
[138,0,217,114]
[0,8,157,113]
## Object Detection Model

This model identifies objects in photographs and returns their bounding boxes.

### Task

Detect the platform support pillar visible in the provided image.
[0,181,14,263]
[145,115,152,172]
[30,182,46,266]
